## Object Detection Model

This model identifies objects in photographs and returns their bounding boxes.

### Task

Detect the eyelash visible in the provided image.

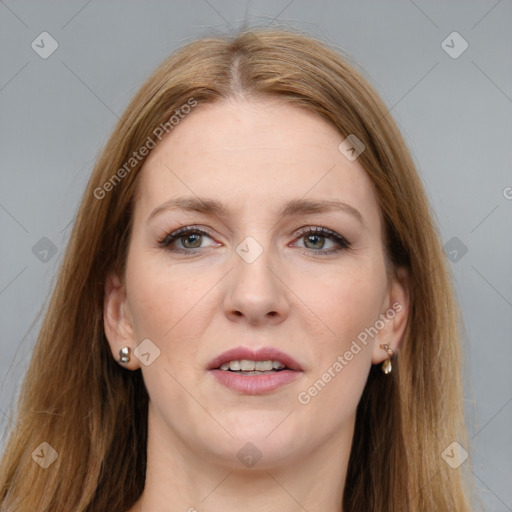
[157,225,352,256]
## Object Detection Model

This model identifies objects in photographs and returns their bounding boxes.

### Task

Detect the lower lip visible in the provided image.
[210,369,302,395]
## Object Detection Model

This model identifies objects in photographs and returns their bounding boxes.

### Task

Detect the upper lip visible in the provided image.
[207,346,303,371]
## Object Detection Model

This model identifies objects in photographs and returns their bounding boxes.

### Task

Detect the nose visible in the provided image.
[223,240,290,326]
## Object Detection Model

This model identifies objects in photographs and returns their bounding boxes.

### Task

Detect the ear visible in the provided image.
[371,266,410,365]
[104,272,140,370]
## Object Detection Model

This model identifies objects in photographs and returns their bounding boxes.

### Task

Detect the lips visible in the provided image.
[207,346,303,372]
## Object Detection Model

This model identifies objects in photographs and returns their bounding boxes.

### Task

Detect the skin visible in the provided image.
[104,97,409,512]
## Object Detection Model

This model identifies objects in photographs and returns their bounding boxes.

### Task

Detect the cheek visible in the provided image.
[123,249,216,416]
[125,245,213,341]
[298,261,387,354]
[292,261,386,417]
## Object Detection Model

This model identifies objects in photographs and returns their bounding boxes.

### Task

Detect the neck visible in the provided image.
[127,402,354,512]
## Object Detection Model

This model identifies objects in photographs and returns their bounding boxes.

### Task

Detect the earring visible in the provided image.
[379,344,394,374]
[119,346,131,363]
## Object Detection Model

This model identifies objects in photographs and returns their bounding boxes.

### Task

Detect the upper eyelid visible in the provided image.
[161,225,341,240]
[159,225,350,249]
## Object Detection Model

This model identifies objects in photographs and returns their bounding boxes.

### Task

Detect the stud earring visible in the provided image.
[119,346,131,363]
[379,344,394,374]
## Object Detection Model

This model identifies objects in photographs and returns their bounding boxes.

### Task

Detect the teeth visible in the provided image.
[255,360,273,371]
[219,359,287,371]
[234,370,276,376]
[229,360,241,371]
[240,359,255,371]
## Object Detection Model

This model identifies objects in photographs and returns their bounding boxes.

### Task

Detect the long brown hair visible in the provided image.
[0,27,476,511]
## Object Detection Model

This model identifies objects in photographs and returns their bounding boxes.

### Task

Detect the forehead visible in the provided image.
[136,98,381,229]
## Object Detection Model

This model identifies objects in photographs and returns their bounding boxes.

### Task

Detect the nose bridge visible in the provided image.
[224,231,289,323]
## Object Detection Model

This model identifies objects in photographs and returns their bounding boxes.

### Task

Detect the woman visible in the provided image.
[0,28,475,511]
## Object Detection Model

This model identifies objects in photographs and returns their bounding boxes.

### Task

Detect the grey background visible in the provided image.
[1,1,511,510]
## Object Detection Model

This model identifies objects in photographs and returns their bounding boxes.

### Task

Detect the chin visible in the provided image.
[219,409,294,438]
[193,418,298,462]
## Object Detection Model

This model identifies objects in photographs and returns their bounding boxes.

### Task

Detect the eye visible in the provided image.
[158,225,351,256]
[292,226,351,256]
[158,226,218,254]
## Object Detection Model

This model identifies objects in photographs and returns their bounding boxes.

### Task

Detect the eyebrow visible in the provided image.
[147,196,364,225]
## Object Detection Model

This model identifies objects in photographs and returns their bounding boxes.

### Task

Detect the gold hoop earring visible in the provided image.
[379,344,394,374]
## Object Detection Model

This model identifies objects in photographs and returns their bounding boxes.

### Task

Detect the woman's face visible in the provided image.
[105,97,408,469]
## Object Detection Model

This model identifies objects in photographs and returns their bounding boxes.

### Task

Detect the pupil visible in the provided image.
[305,234,324,249]
[183,233,201,248]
